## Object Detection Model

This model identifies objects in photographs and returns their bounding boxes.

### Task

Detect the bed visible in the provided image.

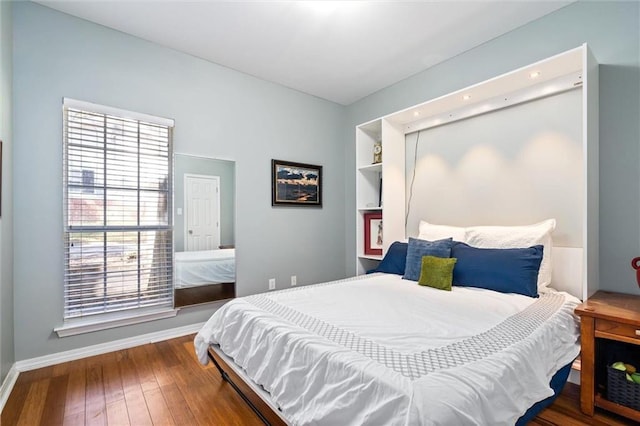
[174,248,235,288]
[194,225,582,425]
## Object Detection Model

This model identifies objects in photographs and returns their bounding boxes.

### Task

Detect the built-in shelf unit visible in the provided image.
[356,118,405,271]
[355,44,598,300]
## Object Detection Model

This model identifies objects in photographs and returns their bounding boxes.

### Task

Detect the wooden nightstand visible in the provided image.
[574,290,640,422]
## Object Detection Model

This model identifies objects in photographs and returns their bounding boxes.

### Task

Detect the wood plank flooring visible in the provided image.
[2,334,262,426]
[1,334,637,425]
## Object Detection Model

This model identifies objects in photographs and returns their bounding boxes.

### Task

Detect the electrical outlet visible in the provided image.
[268,278,276,290]
[291,275,297,286]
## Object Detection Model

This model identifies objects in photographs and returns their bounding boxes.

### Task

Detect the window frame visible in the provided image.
[58,98,176,333]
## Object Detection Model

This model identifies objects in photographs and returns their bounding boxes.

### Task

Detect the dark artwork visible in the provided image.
[272,160,322,207]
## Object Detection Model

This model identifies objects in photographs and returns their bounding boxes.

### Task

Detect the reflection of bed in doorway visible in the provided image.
[174,248,235,307]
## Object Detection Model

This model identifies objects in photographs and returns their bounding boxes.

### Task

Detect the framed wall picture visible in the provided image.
[272,159,322,207]
[364,212,383,255]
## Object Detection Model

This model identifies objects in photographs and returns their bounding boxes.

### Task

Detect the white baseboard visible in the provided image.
[568,367,580,385]
[0,322,206,414]
[568,357,581,385]
[0,320,208,415]
[0,365,19,414]
[15,321,205,372]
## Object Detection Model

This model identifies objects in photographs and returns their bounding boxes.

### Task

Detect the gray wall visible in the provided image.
[13,2,346,360]
[8,0,640,363]
[174,154,235,252]
[0,0,14,382]
[345,1,640,296]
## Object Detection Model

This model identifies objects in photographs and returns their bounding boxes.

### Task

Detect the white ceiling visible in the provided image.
[35,1,572,105]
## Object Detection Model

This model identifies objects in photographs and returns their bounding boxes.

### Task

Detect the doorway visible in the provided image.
[184,174,220,251]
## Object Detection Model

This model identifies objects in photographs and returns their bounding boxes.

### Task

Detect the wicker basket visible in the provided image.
[607,365,640,411]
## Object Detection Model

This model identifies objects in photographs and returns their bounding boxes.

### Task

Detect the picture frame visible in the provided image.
[272,159,322,207]
[364,212,383,255]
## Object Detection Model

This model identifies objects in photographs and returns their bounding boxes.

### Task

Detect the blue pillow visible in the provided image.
[373,241,408,275]
[451,242,543,297]
[403,237,453,281]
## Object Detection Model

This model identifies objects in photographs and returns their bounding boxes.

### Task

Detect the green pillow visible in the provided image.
[418,255,457,291]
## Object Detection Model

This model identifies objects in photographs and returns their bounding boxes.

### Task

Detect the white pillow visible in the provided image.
[464,219,556,290]
[418,220,466,241]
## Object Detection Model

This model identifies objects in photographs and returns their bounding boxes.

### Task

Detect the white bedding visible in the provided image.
[175,249,235,289]
[195,273,580,425]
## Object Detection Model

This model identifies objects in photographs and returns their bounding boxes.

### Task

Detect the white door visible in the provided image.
[185,174,220,251]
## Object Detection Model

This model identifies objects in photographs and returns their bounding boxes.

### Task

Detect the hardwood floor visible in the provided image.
[533,383,636,426]
[1,334,636,425]
[1,334,262,426]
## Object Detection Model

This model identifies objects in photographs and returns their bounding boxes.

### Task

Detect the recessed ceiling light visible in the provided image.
[530,71,541,79]
[463,94,471,101]
[413,111,421,117]
[303,1,355,15]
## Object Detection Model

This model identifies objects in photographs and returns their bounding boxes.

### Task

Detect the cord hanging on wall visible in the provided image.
[405,130,422,228]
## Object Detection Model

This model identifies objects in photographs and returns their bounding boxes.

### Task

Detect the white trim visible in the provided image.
[54,308,179,338]
[0,365,19,413]
[383,45,583,128]
[19,322,205,373]
[402,72,581,134]
[63,97,175,127]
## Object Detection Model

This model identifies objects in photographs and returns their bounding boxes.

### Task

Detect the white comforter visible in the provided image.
[195,273,580,425]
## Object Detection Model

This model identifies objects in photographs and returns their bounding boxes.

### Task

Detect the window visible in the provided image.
[63,99,174,322]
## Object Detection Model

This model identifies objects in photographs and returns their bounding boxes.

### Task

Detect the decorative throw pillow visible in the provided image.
[418,255,457,291]
[464,219,555,291]
[451,242,543,297]
[403,237,453,281]
[373,241,408,275]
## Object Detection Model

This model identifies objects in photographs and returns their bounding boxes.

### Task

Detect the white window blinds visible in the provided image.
[63,99,174,320]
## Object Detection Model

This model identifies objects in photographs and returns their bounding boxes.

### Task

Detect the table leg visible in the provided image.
[580,316,595,416]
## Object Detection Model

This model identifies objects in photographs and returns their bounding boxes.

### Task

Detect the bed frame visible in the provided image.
[206,247,583,425]
[207,318,574,426]
[208,346,288,426]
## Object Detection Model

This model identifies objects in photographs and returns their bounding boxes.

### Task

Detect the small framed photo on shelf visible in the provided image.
[272,159,322,207]
[364,212,383,256]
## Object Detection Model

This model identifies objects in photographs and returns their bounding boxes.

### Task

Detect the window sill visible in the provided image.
[54,307,178,338]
